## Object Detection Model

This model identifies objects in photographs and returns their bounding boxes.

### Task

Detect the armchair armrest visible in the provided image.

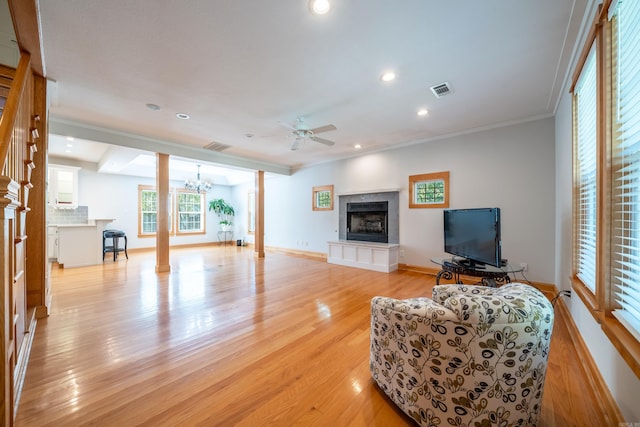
[434,283,554,324]
[370,295,458,323]
[431,283,497,304]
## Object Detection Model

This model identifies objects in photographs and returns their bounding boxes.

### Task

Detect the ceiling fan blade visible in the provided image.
[310,136,335,146]
[291,138,301,151]
[310,124,337,134]
[278,120,297,131]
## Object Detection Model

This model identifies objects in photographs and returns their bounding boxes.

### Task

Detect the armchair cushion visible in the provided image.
[370,283,554,426]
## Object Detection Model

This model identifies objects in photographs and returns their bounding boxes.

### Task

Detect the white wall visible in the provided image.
[58,116,554,283]
[76,167,233,249]
[257,118,556,283]
[554,70,640,422]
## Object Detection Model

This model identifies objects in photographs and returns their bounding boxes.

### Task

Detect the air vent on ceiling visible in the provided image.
[204,141,230,152]
[430,82,453,98]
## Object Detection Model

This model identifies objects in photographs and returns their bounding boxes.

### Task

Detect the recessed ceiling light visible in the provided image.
[417,109,429,116]
[146,103,161,111]
[66,136,75,141]
[381,71,396,82]
[176,113,190,120]
[66,143,73,148]
[309,0,330,15]
[354,144,362,149]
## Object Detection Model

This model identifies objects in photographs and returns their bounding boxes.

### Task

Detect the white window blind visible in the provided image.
[611,0,640,340]
[575,44,598,292]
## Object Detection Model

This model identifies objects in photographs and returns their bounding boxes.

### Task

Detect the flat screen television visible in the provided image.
[443,207,501,267]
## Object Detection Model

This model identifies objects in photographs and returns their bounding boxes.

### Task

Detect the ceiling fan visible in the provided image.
[282,117,337,151]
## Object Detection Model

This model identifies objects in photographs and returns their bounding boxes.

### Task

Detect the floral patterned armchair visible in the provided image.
[370,283,554,426]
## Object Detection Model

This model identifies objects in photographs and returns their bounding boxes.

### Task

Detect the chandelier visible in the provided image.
[184,164,212,193]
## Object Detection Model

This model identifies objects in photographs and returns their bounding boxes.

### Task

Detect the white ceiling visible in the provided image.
[36,0,588,182]
[48,133,257,185]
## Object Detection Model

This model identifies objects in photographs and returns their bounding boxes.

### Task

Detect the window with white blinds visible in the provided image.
[611,0,640,340]
[574,44,598,293]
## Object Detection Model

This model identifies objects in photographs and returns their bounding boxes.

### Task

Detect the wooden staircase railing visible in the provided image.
[0,50,47,425]
[0,54,31,174]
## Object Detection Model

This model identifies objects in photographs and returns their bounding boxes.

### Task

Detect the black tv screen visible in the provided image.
[443,208,501,267]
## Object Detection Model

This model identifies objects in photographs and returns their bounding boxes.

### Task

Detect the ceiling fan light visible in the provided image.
[310,0,330,15]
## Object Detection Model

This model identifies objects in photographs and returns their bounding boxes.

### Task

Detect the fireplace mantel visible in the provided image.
[336,188,400,196]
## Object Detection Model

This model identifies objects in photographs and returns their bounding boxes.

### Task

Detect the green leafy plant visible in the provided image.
[209,198,235,227]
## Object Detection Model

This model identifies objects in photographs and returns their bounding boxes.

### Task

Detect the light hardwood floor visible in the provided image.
[15,246,611,426]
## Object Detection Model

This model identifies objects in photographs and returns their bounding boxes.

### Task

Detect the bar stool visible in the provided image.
[103,229,128,261]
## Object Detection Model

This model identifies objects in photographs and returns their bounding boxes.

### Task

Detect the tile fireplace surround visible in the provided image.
[328,190,400,272]
[338,190,399,243]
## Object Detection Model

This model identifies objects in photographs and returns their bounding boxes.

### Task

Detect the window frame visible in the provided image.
[409,171,449,209]
[138,185,159,237]
[138,185,195,238]
[312,185,334,211]
[247,191,255,234]
[571,39,601,313]
[570,0,640,379]
[175,189,206,235]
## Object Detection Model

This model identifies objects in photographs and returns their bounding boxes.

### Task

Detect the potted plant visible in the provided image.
[209,198,235,231]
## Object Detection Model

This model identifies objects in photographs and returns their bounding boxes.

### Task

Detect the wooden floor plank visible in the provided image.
[15,246,611,426]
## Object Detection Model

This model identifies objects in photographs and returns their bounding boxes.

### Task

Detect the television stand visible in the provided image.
[452,258,486,269]
[431,258,524,288]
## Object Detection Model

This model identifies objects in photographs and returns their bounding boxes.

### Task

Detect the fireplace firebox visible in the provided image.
[346,202,388,243]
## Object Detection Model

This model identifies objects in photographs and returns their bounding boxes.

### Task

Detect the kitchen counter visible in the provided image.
[53,218,115,228]
[52,219,115,267]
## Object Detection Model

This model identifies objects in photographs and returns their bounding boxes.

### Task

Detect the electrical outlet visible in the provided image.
[520,262,528,272]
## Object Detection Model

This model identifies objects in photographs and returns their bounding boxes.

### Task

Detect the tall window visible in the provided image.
[138,186,202,236]
[177,191,205,233]
[573,44,598,293]
[140,187,157,234]
[571,0,640,378]
[247,192,255,234]
[610,0,640,340]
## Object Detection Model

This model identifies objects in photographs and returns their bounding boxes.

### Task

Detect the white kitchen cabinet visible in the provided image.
[47,226,58,260]
[48,165,80,208]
